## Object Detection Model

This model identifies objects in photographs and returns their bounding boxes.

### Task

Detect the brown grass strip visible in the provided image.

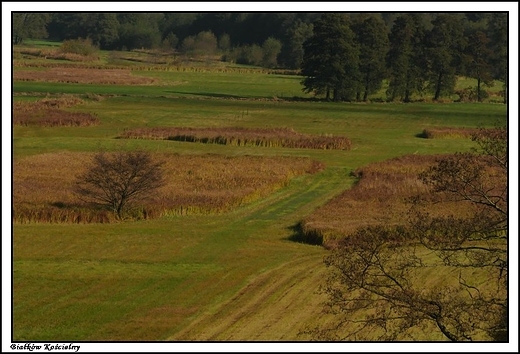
[13,67,157,85]
[13,152,324,223]
[300,154,477,247]
[119,127,352,150]
[13,98,99,127]
[419,127,481,139]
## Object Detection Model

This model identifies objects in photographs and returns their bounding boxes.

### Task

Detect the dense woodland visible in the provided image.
[13,12,508,102]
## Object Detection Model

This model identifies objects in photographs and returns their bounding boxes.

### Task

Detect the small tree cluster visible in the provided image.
[228,37,283,68]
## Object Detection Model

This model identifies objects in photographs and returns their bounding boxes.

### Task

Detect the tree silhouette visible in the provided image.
[76,151,165,220]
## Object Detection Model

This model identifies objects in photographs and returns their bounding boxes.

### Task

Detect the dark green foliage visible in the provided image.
[89,13,120,49]
[386,14,428,102]
[20,12,508,100]
[13,13,50,44]
[279,20,314,69]
[426,14,467,100]
[351,14,389,101]
[488,13,508,104]
[301,14,360,101]
[261,37,282,68]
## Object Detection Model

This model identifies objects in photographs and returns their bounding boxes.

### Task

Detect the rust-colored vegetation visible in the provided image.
[419,127,483,139]
[15,48,98,62]
[119,127,352,150]
[13,152,324,223]
[13,97,100,127]
[13,67,157,85]
[298,154,482,247]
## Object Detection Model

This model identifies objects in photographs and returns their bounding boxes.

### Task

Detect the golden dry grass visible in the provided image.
[13,152,324,223]
[420,127,482,139]
[15,47,99,62]
[300,154,476,246]
[13,67,157,85]
[13,97,99,127]
[119,127,352,150]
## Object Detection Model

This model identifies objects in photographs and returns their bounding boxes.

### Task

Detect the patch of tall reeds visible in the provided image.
[298,154,469,247]
[13,67,157,85]
[119,127,352,150]
[419,127,483,139]
[13,152,324,224]
[13,98,99,127]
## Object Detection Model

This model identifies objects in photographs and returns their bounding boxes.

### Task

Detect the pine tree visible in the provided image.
[488,13,508,104]
[351,14,389,101]
[426,14,466,101]
[301,14,360,101]
[386,14,428,102]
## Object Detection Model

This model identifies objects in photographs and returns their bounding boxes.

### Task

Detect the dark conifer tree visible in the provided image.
[351,14,389,101]
[301,14,360,101]
[386,14,428,102]
[426,14,466,101]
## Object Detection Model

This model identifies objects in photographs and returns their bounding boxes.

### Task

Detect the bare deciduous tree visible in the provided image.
[75,151,165,220]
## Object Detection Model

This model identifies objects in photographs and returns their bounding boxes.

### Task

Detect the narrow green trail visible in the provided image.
[167,167,352,340]
[13,166,352,341]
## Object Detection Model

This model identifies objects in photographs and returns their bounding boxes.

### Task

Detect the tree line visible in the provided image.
[13,12,507,102]
[302,13,507,102]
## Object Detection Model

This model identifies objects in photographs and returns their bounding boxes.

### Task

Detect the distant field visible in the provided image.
[11,44,507,342]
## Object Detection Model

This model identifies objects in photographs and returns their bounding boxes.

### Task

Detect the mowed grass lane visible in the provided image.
[13,167,348,341]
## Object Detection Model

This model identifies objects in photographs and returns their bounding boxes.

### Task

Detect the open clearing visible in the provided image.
[11,44,507,342]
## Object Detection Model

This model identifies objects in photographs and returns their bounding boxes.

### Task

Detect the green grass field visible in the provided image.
[11,46,507,342]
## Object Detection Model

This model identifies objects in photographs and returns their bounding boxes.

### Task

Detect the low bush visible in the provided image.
[60,38,99,57]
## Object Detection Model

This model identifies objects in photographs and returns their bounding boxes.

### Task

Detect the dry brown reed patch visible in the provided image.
[119,127,352,150]
[13,97,99,127]
[13,152,324,223]
[16,47,99,62]
[300,154,478,247]
[13,67,157,85]
[419,127,482,139]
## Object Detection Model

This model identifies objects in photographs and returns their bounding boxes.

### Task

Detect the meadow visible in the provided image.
[11,42,507,342]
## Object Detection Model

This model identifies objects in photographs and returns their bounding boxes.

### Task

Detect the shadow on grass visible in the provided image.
[415,130,429,139]
[164,90,261,100]
[164,90,325,102]
[286,222,323,246]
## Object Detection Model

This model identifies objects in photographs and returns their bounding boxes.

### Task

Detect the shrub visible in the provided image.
[60,38,99,57]
[455,86,490,102]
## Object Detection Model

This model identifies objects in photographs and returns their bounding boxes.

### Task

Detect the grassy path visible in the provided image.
[13,167,352,341]
[167,167,351,340]
[170,253,328,340]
